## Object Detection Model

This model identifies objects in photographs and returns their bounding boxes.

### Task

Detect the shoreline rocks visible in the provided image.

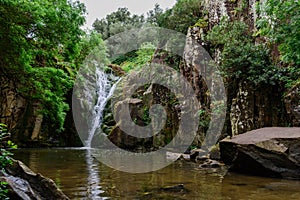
[220,127,300,179]
[1,158,69,200]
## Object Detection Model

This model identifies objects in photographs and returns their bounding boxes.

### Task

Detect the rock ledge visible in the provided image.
[220,127,300,179]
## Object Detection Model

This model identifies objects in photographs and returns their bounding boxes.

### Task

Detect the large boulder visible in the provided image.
[220,127,300,179]
[1,159,69,200]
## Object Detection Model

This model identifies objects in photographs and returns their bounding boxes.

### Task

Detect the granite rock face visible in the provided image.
[220,127,300,179]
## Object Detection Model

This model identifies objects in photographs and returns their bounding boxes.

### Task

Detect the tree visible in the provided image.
[0,0,86,132]
[92,7,144,39]
[75,31,108,68]
[146,4,163,25]
[257,0,300,65]
[206,19,289,87]
[157,0,206,33]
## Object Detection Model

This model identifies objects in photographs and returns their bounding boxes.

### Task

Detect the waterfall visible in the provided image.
[86,67,118,148]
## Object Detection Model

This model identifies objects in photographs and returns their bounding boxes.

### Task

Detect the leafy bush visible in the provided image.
[256,0,300,88]
[256,0,300,65]
[207,19,286,86]
[158,0,207,33]
[120,43,156,72]
[0,124,17,200]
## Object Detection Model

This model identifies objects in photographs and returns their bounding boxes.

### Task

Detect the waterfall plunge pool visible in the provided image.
[12,148,300,199]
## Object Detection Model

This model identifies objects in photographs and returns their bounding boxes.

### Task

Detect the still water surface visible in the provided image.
[12,148,300,200]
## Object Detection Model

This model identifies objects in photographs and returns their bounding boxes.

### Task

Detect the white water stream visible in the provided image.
[86,68,118,147]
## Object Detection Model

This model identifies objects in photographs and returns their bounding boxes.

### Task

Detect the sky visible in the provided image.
[79,0,177,29]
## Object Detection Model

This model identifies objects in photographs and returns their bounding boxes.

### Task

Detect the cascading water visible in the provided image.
[86,67,118,148]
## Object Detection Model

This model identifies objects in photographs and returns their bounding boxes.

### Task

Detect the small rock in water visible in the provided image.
[181,153,191,161]
[190,148,208,162]
[196,155,209,163]
[166,152,190,161]
[166,152,182,160]
[200,159,223,168]
[160,184,188,193]
[209,144,221,160]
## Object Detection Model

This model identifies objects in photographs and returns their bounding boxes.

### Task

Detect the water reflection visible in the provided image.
[85,149,106,199]
[12,149,300,200]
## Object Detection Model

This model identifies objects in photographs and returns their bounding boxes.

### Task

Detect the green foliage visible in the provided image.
[0,124,17,199]
[256,0,300,65]
[192,17,209,28]
[120,43,156,72]
[0,0,86,132]
[158,0,207,33]
[93,7,145,39]
[197,109,210,131]
[112,51,138,66]
[146,4,164,25]
[142,106,151,125]
[284,67,300,89]
[0,181,8,200]
[93,4,165,40]
[207,19,285,86]
[76,31,109,70]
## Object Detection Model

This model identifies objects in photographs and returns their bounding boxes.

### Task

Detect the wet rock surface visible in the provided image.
[1,159,69,200]
[166,150,225,171]
[220,127,300,179]
[200,159,224,169]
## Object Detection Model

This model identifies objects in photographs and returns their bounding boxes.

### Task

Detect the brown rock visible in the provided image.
[220,127,300,179]
[1,159,69,200]
[108,64,126,76]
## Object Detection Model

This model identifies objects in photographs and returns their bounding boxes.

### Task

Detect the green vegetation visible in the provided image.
[119,43,156,72]
[206,19,283,86]
[76,31,109,71]
[256,0,300,88]
[197,109,210,131]
[0,0,86,133]
[93,5,164,39]
[146,4,164,26]
[0,124,17,199]
[0,0,299,148]
[158,0,206,33]
[0,0,109,138]
[93,7,145,39]
[0,2,299,198]
[257,0,300,65]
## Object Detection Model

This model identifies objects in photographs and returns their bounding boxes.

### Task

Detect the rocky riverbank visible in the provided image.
[0,159,69,200]
[220,127,300,179]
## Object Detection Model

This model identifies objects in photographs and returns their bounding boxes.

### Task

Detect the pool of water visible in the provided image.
[12,148,300,200]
